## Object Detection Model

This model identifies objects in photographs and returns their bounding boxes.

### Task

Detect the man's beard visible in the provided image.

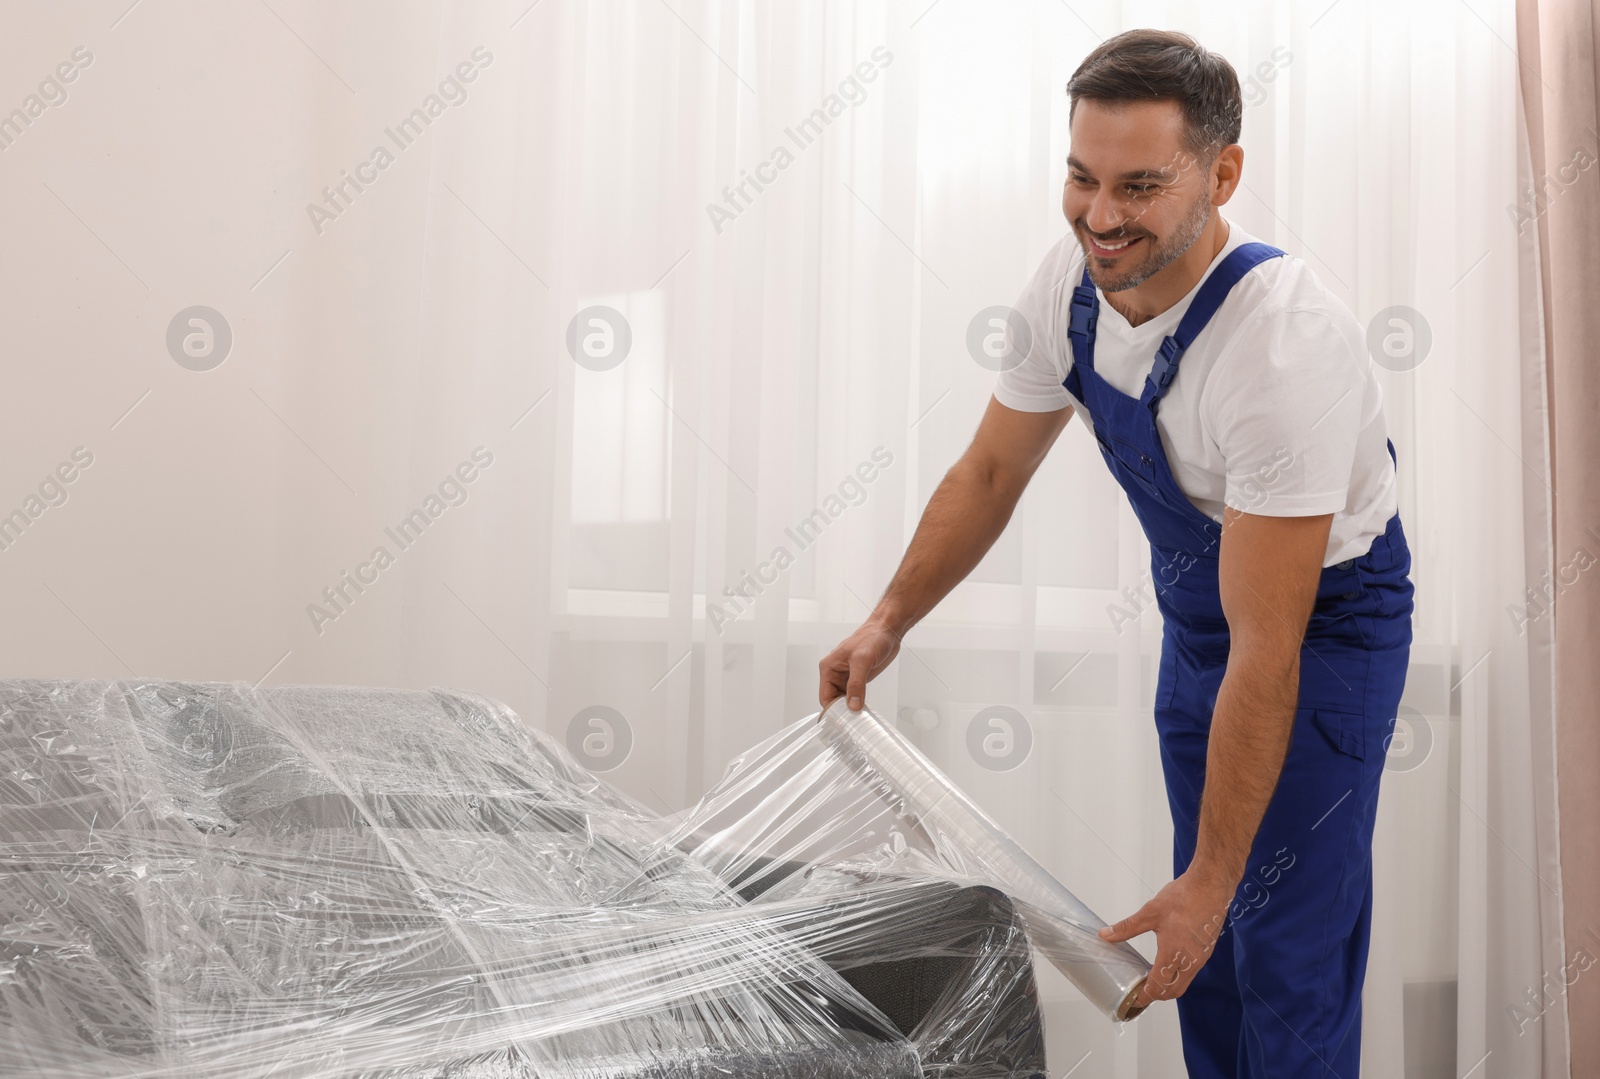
[1081,191,1212,294]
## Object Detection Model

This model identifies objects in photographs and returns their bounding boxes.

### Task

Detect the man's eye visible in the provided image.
[1070,175,1154,195]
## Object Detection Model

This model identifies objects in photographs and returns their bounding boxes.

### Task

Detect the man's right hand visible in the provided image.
[818,615,902,711]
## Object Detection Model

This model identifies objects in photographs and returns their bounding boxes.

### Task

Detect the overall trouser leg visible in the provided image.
[1154,684,1244,1078]
[1154,618,1410,1079]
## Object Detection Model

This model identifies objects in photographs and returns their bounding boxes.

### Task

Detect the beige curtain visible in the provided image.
[1517,1,1600,1076]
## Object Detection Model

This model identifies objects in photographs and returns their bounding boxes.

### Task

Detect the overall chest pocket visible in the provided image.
[1093,428,1164,504]
[1094,425,1156,472]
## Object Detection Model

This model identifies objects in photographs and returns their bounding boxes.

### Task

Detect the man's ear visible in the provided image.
[1211,143,1243,206]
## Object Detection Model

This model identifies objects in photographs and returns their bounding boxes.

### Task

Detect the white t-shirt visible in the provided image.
[994,217,1397,567]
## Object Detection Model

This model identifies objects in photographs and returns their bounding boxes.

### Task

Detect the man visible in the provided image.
[817,28,1413,1079]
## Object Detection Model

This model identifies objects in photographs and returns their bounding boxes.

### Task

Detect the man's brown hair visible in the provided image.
[1066,29,1243,166]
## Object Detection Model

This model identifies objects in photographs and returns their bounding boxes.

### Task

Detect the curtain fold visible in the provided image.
[1517,2,1600,1077]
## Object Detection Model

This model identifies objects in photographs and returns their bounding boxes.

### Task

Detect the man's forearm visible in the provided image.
[1188,652,1300,891]
[873,457,1023,635]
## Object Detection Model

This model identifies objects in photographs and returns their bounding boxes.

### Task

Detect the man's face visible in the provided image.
[1062,98,1217,293]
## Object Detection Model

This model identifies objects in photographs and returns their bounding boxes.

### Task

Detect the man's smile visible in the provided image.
[1088,233,1144,257]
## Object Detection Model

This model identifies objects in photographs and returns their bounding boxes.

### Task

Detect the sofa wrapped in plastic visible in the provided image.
[0,680,1150,1077]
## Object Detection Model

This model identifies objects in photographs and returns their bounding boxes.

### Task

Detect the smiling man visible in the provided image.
[818,28,1414,1078]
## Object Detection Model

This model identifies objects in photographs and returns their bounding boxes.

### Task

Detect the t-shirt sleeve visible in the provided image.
[992,245,1077,413]
[1206,307,1366,517]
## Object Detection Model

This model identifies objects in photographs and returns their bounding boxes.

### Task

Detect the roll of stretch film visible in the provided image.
[812,699,1151,1021]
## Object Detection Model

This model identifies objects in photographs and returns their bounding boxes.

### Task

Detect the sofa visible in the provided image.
[0,680,1051,1078]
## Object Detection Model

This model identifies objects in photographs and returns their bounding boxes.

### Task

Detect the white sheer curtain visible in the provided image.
[1,0,1562,1074]
[479,2,1561,1074]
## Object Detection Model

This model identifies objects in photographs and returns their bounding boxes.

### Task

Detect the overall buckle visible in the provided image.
[1068,287,1098,339]
[1148,336,1184,393]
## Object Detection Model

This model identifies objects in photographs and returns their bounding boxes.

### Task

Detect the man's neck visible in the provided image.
[1104,217,1230,327]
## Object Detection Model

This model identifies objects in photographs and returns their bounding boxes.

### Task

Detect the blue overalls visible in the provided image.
[1063,242,1414,1077]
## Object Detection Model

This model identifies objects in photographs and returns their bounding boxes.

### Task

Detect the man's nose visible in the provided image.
[1080,189,1128,236]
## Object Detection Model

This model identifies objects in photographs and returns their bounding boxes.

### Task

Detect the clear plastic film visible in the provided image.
[666,699,1151,1024]
[0,681,1149,1078]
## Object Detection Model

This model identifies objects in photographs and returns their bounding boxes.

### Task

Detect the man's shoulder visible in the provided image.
[1219,248,1362,345]
[993,233,1087,411]
[1022,231,1087,306]
[1008,232,1088,365]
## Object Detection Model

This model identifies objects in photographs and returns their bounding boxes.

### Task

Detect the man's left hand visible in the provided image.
[1097,868,1238,1008]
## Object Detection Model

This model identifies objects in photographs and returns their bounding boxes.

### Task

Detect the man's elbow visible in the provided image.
[953,450,1026,505]
[1226,634,1303,681]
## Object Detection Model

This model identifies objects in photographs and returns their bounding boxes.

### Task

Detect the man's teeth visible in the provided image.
[1097,237,1135,250]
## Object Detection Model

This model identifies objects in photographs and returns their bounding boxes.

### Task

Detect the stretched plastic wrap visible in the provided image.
[667,699,1151,1023]
[0,681,1149,1078]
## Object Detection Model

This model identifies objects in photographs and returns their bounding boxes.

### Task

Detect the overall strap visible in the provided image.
[1065,270,1101,386]
[1143,242,1286,404]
